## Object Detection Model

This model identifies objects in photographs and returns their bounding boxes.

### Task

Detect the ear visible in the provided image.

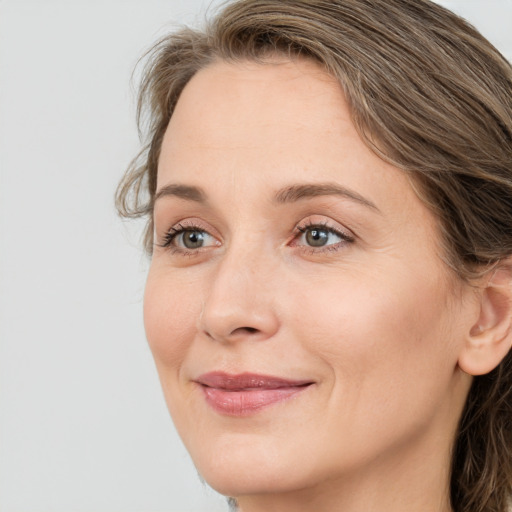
[458,264,512,376]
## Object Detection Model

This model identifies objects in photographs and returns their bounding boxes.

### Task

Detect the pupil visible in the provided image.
[183,230,204,249]
[306,228,328,247]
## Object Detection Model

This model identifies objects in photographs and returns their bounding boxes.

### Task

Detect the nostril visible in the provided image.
[234,326,259,335]
[203,325,262,342]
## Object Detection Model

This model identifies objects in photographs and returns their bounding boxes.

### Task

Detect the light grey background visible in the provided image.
[1,1,511,511]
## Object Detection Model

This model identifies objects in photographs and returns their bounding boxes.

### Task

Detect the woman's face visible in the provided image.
[145,58,474,503]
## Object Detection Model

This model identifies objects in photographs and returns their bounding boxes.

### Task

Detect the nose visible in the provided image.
[199,246,280,344]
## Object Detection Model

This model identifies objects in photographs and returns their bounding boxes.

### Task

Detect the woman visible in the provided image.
[116,0,512,511]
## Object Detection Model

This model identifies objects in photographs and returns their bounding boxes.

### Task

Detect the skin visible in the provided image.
[144,58,480,512]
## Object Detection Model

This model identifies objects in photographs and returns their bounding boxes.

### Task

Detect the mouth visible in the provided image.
[194,372,315,416]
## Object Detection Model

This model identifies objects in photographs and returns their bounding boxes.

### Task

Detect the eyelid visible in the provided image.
[161,218,218,237]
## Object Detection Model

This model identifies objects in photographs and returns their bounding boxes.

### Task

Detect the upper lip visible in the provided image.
[195,372,314,390]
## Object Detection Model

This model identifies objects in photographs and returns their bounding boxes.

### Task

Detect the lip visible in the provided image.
[195,372,314,416]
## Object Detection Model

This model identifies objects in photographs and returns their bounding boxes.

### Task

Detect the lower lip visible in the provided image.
[201,385,311,416]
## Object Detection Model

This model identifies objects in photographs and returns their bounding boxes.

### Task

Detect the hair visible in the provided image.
[116,1,512,510]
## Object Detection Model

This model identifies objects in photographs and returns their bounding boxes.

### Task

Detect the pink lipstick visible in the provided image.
[195,372,313,416]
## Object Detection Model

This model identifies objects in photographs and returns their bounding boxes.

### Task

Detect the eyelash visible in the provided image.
[158,220,354,256]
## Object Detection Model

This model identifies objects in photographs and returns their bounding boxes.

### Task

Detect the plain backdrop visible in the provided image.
[0,1,511,511]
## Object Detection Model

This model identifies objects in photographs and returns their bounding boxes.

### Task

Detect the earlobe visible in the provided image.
[458,265,512,376]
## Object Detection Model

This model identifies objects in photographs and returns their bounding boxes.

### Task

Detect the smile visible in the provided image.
[195,372,314,416]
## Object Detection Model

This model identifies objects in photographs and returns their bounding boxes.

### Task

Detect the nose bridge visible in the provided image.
[199,234,279,342]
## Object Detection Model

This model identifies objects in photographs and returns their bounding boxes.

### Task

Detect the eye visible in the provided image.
[160,223,219,252]
[303,227,337,247]
[176,229,211,249]
[293,222,354,251]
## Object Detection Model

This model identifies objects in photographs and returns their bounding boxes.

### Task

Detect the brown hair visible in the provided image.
[116,1,512,510]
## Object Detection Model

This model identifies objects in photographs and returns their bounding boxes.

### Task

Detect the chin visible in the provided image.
[186,435,317,498]
[200,465,308,499]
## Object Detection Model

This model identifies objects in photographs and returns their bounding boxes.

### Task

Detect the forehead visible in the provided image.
[160,58,370,183]
[165,58,346,152]
[158,58,407,211]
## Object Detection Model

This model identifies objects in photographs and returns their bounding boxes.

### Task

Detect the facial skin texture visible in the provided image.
[145,58,479,512]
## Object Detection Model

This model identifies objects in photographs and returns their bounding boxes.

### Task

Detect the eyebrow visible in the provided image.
[274,183,380,212]
[153,181,380,212]
[154,184,206,203]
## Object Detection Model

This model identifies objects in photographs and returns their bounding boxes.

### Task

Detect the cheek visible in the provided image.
[291,269,459,404]
[143,269,199,371]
